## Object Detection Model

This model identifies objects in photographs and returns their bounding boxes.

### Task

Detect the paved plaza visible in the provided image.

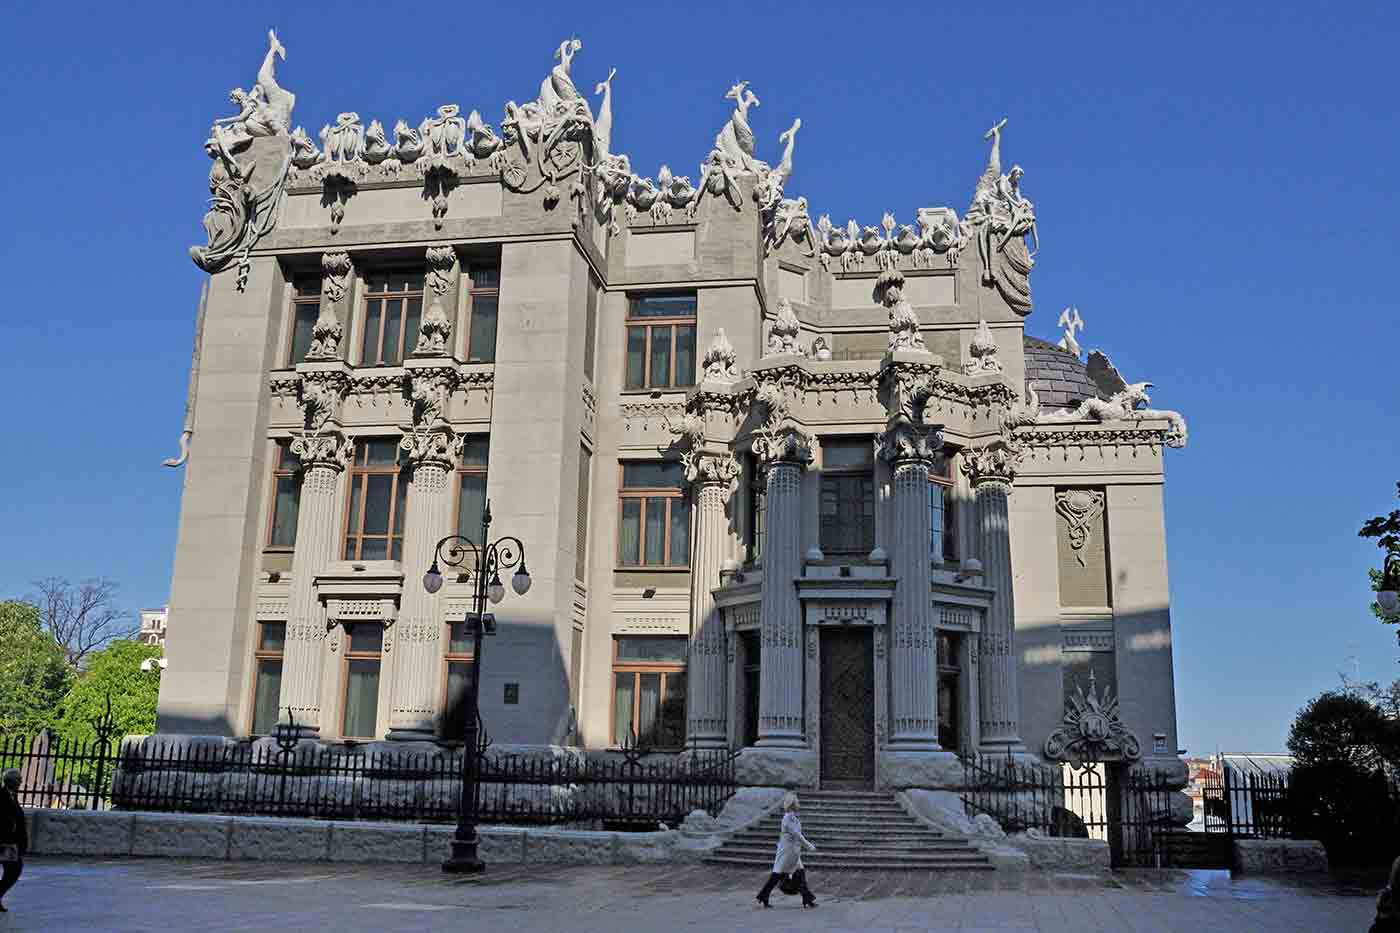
[0,858,1381,931]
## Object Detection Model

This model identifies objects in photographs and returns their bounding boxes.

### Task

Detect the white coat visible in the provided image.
[772,810,816,874]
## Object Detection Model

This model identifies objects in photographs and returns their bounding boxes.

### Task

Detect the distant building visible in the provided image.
[139,608,168,649]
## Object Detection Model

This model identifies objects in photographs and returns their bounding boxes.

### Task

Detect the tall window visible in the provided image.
[618,461,690,568]
[443,620,476,717]
[583,274,600,381]
[267,441,302,549]
[288,276,322,365]
[624,294,696,390]
[820,439,875,555]
[929,452,957,563]
[745,455,765,564]
[936,632,961,751]
[576,446,592,582]
[742,630,760,747]
[612,636,687,748]
[341,623,383,739]
[344,440,407,560]
[250,622,285,736]
[361,269,424,366]
[464,266,500,363]
[455,437,490,539]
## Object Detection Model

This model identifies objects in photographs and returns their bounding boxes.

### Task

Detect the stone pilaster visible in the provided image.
[879,421,944,750]
[962,442,1026,753]
[414,245,459,357]
[686,453,739,748]
[753,426,812,748]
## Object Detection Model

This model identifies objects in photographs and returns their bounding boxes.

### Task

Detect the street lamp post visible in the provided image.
[422,499,530,874]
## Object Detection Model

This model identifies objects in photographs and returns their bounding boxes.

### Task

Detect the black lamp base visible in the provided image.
[442,838,486,874]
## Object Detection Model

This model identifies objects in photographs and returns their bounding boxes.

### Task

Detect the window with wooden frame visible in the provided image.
[250,621,285,736]
[819,438,875,555]
[344,439,408,561]
[360,268,424,366]
[340,622,384,739]
[929,450,957,564]
[287,275,322,365]
[617,461,690,568]
[267,441,303,549]
[741,630,760,747]
[936,632,962,751]
[455,436,490,540]
[464,265,500,363]
[611,636,687,748]
[745,454,765,564]
[443,620,476,717]
[624,293,697,390]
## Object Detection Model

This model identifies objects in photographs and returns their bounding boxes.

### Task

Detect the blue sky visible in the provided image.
[1,1,1396,755]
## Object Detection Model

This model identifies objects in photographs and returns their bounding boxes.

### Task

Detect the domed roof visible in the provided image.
[1022,335,1102,412]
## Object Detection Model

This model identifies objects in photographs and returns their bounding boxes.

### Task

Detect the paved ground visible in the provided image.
[0,857,1381,931]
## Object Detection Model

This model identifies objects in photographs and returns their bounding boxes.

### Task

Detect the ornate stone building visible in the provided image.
[157,33,1188,790]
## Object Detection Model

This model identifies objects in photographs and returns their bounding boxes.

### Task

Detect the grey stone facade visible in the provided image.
[159,35,1189,794]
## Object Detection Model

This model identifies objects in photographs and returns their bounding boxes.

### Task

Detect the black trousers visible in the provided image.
[0,860,21,902]
[757,868,815,903]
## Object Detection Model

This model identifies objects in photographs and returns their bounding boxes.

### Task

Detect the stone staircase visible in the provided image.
[703,790,994,871]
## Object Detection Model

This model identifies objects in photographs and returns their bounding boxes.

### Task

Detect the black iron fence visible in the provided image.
[2,727,739,829]
[1200,770,1292,839]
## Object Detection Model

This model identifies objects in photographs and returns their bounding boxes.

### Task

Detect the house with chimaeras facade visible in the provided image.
[156,32,1191,802]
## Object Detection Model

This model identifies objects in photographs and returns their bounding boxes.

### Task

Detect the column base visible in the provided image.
[275,720,320,740]
[685,731,729,751]
[886,736,944,753]
[755,731,806,750]
[977,736,1029,758]
[386,724,437,742]
[876,749,963,791]
[735,747,818,788]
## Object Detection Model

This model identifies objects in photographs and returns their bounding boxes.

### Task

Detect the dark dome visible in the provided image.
[1023,335,1102,412]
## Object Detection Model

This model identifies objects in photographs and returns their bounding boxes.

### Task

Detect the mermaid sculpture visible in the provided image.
[209,30,295,147]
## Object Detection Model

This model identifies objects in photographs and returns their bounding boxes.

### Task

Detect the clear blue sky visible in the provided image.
[1,1,1396,756]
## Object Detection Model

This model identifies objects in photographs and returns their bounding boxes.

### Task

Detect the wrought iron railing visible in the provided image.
[1201,770,1293,839]
[2,720,738,829]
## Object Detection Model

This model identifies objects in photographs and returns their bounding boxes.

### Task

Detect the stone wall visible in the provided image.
[1232,839,1329,874]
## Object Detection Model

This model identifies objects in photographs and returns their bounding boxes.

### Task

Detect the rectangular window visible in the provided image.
[360,269,425,366]
[936,632,961,751]
[746,454,765,563]
[624,293,697,390]
[742,631,761,747]
[344,439,408,561]
[455,437,490,540]
[465,266,500,363]
[583,274,600,381]
[930,451,956,563]
[617,461,690,568]
[576,446,592,582]
[443,620,477,717]
[341,623,383,739]
[611,636,687,748]
[820,439,875,555]
[267,442,303,549]
[288,276,322,365]
[250,622,285,736]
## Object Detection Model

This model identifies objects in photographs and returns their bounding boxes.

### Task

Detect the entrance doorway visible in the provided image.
[819,628,874,788]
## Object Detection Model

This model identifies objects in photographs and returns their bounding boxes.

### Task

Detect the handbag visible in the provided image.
[0,844,19,863]
[777,874,802,896]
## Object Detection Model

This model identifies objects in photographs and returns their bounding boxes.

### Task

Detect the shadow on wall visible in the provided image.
[438,619,571,748]
[153,711,235,738]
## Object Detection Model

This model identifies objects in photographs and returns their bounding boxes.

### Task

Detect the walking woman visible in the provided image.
[756,792,818,909]
[0,769,25,913]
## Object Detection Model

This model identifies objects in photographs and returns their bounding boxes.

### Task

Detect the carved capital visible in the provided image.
[687,451,740,487]
[879,358,938,425]
[291,429,354,471]
[752,425,814,470]
[877,420,945,465]
[961,440,1020,488]
[402,365,458,429]
[400,426,464,470]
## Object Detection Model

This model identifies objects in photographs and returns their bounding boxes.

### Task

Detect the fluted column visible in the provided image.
[686,453,738,748]
[880,423,943,750]
[279,418,353,737]
[754,427,811,748]
[963,442,1026,753]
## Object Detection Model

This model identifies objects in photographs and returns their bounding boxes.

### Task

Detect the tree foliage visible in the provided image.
[30,577,137,671]
[53,640,162,748]
[1287,691,1397,772]
[0,600,74,737]
[1360,482,1400,626]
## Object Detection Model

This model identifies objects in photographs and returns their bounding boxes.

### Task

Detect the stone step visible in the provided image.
[704,853,995,870]
[718,841,977,856]
[730,830,948,844]
[751,817,927,831]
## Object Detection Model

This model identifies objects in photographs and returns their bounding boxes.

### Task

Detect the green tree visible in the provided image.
[1287,691,1395,771]
[53,640,162,748]
[1360,482,1400,627]
[0,600,75,737]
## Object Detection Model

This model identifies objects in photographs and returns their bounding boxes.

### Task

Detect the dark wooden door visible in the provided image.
[820,628,874,788]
